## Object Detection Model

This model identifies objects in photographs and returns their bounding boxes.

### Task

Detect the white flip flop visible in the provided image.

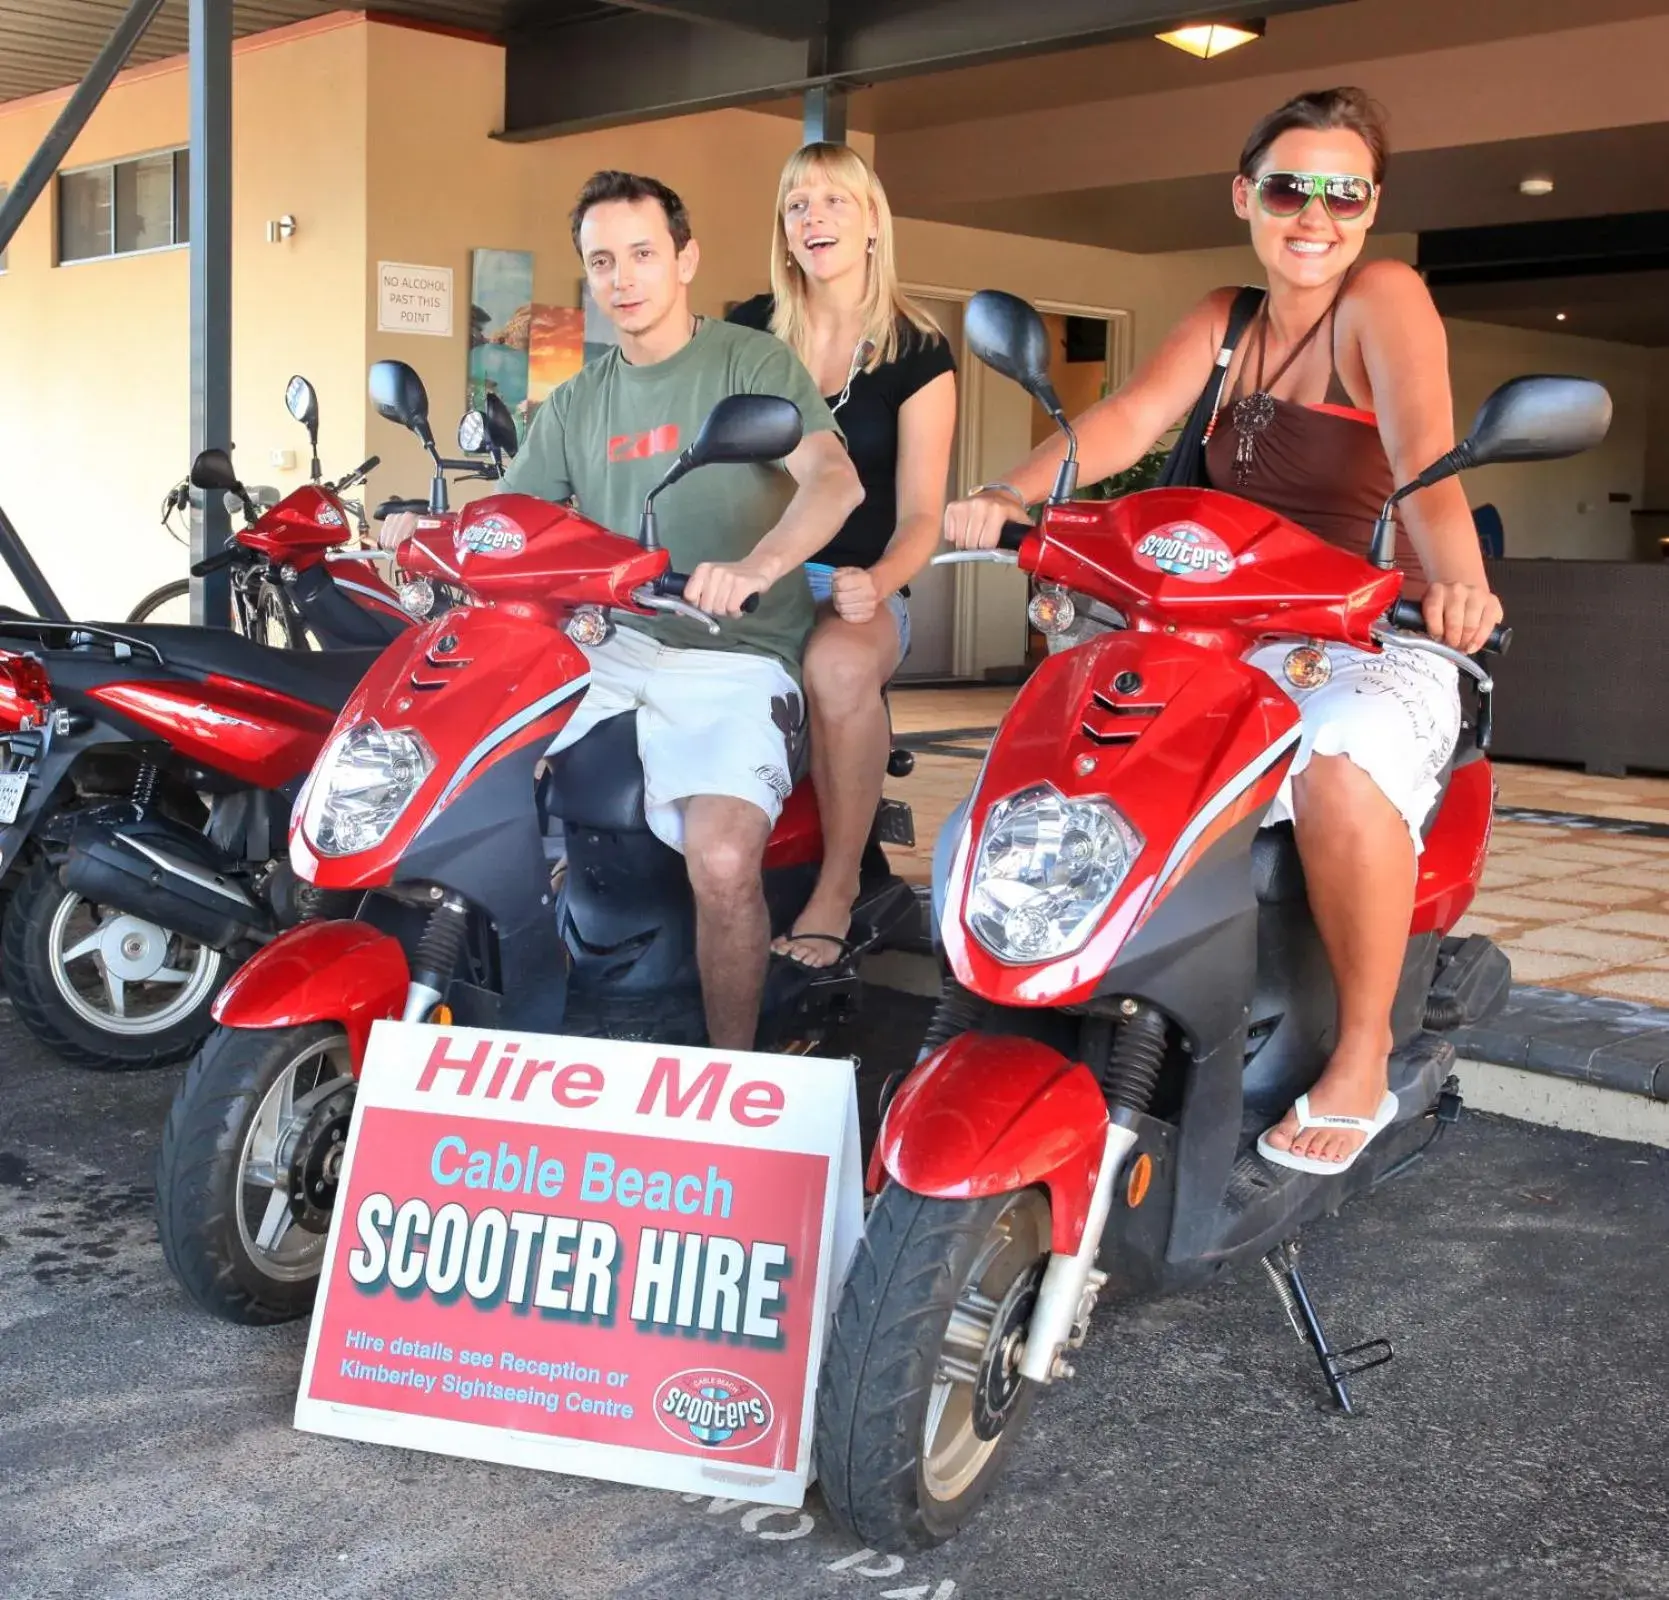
[1256,1090,1399,1176]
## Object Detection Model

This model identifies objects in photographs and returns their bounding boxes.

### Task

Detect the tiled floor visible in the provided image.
[882,685,1669,1005]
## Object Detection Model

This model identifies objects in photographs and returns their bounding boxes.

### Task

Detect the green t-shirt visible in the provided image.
[501,318,838,674]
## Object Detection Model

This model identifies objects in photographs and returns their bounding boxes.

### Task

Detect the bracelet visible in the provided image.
[974,481,1028,509]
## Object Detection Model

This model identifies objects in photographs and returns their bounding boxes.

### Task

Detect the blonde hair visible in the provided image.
[768,142,941,373]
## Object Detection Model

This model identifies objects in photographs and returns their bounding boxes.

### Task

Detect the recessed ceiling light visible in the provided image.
[1519,176,1555,197]
[1556,312,1568,322]
[1156,19,1266,58]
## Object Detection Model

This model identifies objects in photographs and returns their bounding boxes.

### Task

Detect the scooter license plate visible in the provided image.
[0,771,28,826]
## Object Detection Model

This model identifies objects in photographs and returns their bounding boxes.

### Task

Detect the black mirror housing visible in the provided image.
[285,374,319,434]
[685,394,803,469]
[967,290,1058,405]
[1458,375,1612,470]
[190,447,241,493]
[368,360,434,443]
[482,392,520,460]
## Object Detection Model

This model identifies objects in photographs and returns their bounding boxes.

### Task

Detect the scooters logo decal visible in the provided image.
[456,514,525,558]
[316,504,345,528]
[652,1368,775,1452]
[1133,522,1234,583]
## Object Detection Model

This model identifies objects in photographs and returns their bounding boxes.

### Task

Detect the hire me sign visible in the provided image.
[295,1022,862,1506]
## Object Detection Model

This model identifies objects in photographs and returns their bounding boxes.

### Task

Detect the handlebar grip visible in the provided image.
[374,497,429,521]
[998,520,1032,552]
[654,571,760,614]
[1388,597,1511,656]
[189,544,241,577]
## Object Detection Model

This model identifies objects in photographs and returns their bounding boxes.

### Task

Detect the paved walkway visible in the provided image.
[883,688,1669,1005]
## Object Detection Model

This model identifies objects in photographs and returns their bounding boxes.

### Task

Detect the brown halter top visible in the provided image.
[1203,282,1425,598]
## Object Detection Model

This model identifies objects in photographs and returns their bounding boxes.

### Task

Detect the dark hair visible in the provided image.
[1238,87,1389,184]
[569,170,693,255]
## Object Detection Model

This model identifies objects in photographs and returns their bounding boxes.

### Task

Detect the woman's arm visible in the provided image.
[869,369,957,597]
[1349,260,1503,654]
[944,289,1232,548]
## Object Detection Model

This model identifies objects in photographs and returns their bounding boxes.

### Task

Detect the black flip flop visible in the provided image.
[773,931,854,971]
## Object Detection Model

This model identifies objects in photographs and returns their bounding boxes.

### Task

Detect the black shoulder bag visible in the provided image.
[1153,285,1267,490]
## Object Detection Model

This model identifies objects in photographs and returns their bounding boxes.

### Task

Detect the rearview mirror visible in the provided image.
[482,392,519,459]
[966,290,1059,410]
[687,394,803,468]
[190,447,241,493]
[1458,375,1612,470]
[368,360,434,445]
[458,410,489,454]
[285,374,318,434]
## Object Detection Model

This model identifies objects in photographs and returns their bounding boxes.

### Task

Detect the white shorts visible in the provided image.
[545,625,803,854]
[1247,641,1461,856]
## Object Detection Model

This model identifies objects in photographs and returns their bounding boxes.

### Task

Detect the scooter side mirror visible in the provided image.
[482,391,520,461]
[285,374,319,435]
[967,289,1065,420]
[458,410,490,455]
[684,394,803,469]
[189,447,241,494]
[368,360,435,448]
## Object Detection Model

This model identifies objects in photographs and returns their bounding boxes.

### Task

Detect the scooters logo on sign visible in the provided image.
[653,1368,775,1452]
[1133,522,1234,583]
[456,515,525,558]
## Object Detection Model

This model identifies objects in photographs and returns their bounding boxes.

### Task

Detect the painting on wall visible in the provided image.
[527,306,586,410]
[582,280,621,366]
[467,247,534,426]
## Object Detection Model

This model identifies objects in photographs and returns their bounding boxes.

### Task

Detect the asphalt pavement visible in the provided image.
[4,991,1669,1600]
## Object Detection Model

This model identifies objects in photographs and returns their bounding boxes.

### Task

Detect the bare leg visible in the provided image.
[774,603,900,969]
[684,794,773,1050]
[1263,753,1414,1165]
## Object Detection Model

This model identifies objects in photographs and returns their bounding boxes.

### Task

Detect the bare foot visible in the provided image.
[1263,1035,1392,1166]
[771,891,855,970]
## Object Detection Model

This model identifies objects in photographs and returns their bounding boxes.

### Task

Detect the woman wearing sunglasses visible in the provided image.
[944,87,1504,1175]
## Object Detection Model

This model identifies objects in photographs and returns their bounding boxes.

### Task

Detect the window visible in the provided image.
[58,148,189,263]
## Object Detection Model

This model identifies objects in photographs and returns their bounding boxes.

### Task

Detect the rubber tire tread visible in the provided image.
[155,1022,343,1325]
[814,1183,1040,1550]
[0,853,227,1071]
[125,578,190,624]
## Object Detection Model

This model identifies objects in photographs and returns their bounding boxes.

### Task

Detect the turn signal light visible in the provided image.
[1125,1153,1154,1208]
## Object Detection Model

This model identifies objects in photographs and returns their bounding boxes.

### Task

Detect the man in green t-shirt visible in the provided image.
[389,171,859,1051]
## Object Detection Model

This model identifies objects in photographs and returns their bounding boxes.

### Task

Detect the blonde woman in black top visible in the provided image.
[730,142,957,968]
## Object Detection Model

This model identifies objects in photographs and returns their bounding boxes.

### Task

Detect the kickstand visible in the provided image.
[1260,1241,1393,1415]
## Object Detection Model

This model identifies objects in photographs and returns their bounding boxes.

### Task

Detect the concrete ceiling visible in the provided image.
[1431,270,1669,348]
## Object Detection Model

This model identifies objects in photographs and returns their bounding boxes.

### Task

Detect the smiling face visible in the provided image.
[578,196,697,341]
[1233,126,1381,292]
[782,167,875,286]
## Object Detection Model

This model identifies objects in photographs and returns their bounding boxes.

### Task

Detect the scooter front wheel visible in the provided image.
[815,1183,1051,1550]
[156,1022,354,1325]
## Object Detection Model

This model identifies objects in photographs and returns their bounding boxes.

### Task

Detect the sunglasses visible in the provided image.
[1252,171,1377,222]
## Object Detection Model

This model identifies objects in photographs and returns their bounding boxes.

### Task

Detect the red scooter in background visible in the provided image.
[0,363,497,1069]
[156,391,920,1325]
[811,291,1612,1549]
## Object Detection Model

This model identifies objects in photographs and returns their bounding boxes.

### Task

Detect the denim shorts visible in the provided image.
[804,563,912,668]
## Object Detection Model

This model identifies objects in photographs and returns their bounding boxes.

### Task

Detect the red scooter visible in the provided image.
[811,292,1612,1548]
[156,392,919,1323]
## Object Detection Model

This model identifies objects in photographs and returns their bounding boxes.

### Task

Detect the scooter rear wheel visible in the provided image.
[157,1022,354,1324]
[815,1183,1051,1550]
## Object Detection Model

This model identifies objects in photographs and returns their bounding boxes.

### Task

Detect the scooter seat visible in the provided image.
[87,623,381,710]
[540,712,648,833]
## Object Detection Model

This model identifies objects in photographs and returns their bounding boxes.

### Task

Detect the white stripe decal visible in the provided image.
[1149,724,1302,896]
[419,675,592,832]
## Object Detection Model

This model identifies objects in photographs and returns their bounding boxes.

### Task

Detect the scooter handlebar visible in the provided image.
[653,570,761,614]
[1387,597,1511,656]
[189,544,243,577]
[998,520,1033,552]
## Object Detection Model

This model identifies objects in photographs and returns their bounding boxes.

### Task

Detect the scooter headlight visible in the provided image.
[966,784,1140,963]
[302,721,433,857]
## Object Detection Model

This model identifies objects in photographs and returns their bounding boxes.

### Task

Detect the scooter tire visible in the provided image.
[0,853,230,1071]
[156,1022,348,1325]
[814,1182,1047,1550]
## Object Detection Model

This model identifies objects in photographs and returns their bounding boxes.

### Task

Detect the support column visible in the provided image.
[189,0,233,628]
[802,83,846,145]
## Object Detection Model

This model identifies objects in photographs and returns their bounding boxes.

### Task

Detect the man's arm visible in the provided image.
[684,430,861,616]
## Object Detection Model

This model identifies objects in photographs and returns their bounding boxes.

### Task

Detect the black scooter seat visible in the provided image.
[89,623,380,710]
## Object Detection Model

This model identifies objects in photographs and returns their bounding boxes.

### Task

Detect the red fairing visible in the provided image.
[872,1033,1109,1253]
[238,484,357,566]
[940,631,1299,1008]
[292,607,592,892]
[211,919,409,1071]
[763,779,821,870]
[0,650,52,730]
[422,495,670,622]
[1028,489,1401,652]
[1412,757,1494,935]
[84,674,338,789]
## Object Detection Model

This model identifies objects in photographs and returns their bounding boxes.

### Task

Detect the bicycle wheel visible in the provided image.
[126,579,191,626]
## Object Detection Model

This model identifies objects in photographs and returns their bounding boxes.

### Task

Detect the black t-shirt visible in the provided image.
[726,293,955,570]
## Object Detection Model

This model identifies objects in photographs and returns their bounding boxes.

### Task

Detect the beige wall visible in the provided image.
[0,18,369,617]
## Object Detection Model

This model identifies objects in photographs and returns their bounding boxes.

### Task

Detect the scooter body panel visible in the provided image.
[210,918,408,1069]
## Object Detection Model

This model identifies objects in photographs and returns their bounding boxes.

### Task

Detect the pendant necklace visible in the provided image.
[1230,287,1345,485]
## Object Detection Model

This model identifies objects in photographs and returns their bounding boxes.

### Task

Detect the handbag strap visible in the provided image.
[1201,284,1268,441]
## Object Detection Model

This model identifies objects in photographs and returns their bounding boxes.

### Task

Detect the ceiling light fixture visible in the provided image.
[1519,176,1555,197]
[1556,312,1568,322]
[1156,18,1267,58]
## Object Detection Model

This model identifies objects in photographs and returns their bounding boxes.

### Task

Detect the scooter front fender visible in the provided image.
[873,1033,1109,1253]
[210,919,408,1071]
